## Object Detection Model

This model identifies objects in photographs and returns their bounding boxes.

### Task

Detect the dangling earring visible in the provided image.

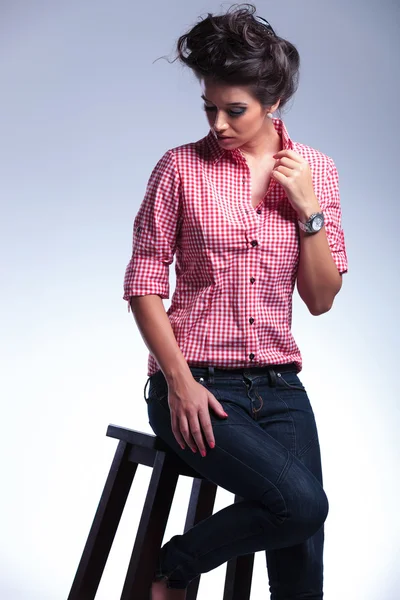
[267,112,273,119]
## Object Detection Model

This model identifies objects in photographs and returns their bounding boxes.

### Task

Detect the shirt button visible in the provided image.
[250,277,255,284]
[256,209,262,215]
[249,317,254,324]
[251,240,258,247]
[249,353,255,360]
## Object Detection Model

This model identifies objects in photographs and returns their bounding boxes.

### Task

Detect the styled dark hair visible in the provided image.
[173,3,300,112]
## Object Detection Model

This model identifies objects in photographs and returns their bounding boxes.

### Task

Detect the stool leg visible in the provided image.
[223,553,255,600]
[223,495,255,600]
[67,440,137,600]
[120,450,179,600]
[185,479,218,600]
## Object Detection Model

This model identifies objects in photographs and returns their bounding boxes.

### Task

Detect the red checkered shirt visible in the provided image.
[123,119,348,377]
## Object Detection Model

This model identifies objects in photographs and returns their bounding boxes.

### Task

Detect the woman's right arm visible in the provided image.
[129,295,228,456]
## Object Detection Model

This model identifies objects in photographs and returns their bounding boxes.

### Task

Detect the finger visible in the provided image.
[208,396,228,419]
[273,165,293,178]
[273,149,302,162]
[170,412,187,450]
[174,413,197,453]
[187,414,207,456]
[180,414,199,453]
[275,156,298,169]
[198,408,216,450]
[271,169,287,183]
[271,168,281,179]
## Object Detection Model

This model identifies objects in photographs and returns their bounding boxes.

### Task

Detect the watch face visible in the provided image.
[312,216,324,231]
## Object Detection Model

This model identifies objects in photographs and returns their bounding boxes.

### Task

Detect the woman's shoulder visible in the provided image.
[167,131,217,163]
[293,140,335,172]
[146,133,214,184]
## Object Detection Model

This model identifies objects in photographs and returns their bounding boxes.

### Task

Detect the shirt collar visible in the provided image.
[205,118,294,164]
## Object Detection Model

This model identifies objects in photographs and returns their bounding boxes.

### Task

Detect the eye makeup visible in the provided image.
[203,105,246,117]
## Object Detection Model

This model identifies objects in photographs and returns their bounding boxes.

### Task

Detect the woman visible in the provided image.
[123,4,347,599]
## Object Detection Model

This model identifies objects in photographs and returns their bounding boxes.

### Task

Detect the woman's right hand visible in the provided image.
[167,377,228,456]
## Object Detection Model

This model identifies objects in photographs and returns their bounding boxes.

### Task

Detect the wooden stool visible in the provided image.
[67,425,255,600]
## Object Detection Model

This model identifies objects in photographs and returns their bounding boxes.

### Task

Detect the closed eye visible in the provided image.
[203,105,246,117]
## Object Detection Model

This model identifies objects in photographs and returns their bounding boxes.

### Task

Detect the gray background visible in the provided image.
[0,1,399,598]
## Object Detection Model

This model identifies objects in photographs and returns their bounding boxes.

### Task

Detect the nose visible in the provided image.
[212,110,228,133]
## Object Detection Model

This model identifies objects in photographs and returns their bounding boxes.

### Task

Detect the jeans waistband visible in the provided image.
[188,363,297,382]
[144,363,298,401]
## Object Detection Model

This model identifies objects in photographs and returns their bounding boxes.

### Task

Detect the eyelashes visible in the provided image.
[203,105,246,117]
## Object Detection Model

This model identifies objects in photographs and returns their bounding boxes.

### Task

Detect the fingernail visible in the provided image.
[191,447,197,453]
[224,412,228,417]
[180,444,185,450]
[201,450,207,457]
[209,441,215,449]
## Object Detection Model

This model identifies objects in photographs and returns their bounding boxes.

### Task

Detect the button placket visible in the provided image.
[241,162,260,365]
[245,229,259,365]
[240,162,259,225]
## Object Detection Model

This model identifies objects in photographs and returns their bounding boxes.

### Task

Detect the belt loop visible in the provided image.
[208,366,215,384]
[268,368,276,387]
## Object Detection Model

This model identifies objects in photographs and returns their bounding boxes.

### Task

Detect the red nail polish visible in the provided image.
[201,450,206,457]
[209,441,215,449]
[191,447,197,453]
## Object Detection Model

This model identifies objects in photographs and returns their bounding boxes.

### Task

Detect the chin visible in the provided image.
[217,137,240,148]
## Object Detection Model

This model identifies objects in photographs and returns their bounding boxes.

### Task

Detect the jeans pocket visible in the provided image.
[146,371,169,406]
[276,371,307,392]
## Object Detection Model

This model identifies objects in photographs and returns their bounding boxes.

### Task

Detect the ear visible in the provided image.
[270,98,281,113]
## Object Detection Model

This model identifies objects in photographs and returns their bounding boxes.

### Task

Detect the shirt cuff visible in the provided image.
[123,256,170,301]
[331,250,348,275]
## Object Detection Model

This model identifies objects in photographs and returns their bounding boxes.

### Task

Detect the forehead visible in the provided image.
[200,78,254,104]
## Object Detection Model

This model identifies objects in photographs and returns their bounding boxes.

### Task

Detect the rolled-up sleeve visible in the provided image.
[123,149,182,306]
[319,159,348,275]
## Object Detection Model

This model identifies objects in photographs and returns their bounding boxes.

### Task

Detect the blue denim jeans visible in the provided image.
[146,364,328,598]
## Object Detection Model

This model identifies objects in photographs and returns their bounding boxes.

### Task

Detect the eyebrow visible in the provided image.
[201,94,248,106]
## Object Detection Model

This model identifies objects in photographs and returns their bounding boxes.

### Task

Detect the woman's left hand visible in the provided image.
[271,149,320,220]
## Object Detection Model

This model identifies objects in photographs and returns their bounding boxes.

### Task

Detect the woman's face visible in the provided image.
[200,77,279,148]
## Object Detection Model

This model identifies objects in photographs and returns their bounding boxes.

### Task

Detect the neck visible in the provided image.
[238,119,282,162]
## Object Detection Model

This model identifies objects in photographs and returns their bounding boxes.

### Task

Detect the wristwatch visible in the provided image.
[298,212,325,234]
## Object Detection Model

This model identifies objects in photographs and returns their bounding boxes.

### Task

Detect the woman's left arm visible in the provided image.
[296,221,343,315]
[271,150,347,316]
